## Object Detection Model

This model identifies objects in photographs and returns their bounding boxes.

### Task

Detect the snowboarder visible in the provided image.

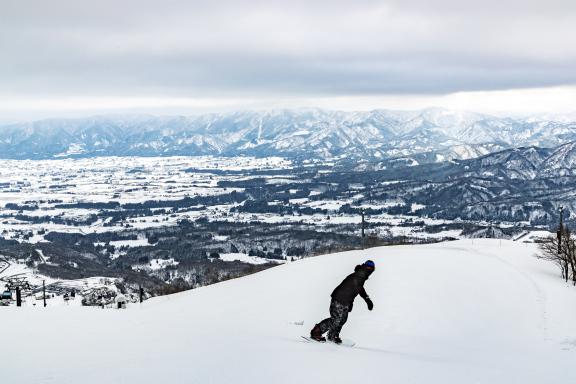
[310,260,375,344]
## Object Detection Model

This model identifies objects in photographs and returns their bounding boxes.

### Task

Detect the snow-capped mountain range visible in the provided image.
[0,108,575,160]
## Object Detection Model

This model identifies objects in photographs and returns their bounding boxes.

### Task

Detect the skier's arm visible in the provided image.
[360,287,374,311]
[359,287,368,300]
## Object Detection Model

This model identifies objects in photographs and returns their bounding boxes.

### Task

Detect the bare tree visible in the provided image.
[538,227,576,284]
[565,231,576,285]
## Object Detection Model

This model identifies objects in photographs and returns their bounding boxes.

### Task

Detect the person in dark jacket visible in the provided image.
[310,260,375,344]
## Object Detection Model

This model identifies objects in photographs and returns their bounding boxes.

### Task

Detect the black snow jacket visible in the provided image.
[331,265,372,310]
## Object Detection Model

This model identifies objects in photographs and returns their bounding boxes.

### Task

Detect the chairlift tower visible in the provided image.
[5,276,32,307]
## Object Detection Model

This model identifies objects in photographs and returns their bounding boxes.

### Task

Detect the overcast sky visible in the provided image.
[1,0,575,120]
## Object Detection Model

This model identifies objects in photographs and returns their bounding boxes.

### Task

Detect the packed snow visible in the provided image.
[2,239,576,383]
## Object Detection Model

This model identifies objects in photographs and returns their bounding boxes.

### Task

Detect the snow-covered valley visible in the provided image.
[3,239,576,383]
[1,152,573,306]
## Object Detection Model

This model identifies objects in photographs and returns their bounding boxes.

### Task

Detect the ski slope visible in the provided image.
[3,239,576,383]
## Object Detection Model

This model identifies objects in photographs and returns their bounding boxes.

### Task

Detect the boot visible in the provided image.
[310,324,326,342]
[328,334,342,344]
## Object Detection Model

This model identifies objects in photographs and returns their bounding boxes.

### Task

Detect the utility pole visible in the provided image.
[43,280,47,307]
[361,209,366,238]
[558,206,564,255]
[361,209,366,250]
[139,285,144,303]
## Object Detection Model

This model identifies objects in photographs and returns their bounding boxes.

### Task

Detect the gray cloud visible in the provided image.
[1,0,575,100]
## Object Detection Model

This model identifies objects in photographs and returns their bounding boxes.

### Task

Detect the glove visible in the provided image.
[365,297,373,311]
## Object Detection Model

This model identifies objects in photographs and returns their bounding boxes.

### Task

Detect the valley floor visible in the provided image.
[3,239,576,383]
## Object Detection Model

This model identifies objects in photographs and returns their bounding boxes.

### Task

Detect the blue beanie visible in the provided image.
[364,260,375,268]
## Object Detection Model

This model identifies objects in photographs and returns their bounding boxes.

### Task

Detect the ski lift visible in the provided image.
[1,290,12,300]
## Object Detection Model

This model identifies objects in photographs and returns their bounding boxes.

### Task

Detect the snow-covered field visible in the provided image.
[0,156,299,240]
[1,156,545,247]
[3,239,576,383]
[0,155,287,206]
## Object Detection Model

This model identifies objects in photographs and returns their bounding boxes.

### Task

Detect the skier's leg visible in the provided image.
[332,304,349,336]
[316,318,333,334]
[326,301,345,338]
[327,301,349,340]
[311,300,336,340]
[316,300,337,334]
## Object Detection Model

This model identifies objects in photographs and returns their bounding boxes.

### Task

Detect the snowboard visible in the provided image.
[301,336,356,347]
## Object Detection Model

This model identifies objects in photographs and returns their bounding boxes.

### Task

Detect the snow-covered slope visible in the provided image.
[3,239,576,383]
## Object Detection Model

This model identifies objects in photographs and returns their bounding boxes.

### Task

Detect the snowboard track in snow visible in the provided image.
[466,245,550,341]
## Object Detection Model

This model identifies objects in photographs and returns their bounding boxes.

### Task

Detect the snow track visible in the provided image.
[476,245,550,340]
[2,239,576,384]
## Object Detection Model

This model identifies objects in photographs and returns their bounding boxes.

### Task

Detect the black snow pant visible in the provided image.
[317,299,350,338]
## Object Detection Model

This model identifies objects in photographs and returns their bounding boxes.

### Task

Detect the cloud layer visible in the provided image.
[1,0,575,116]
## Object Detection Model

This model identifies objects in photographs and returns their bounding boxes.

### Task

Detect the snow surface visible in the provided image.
[217,252,284,265]
[3,239,576,383]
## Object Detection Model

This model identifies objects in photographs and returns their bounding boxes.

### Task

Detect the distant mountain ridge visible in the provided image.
[460,142,576,179]
[1,108,575,161]
[331,142,576,226]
